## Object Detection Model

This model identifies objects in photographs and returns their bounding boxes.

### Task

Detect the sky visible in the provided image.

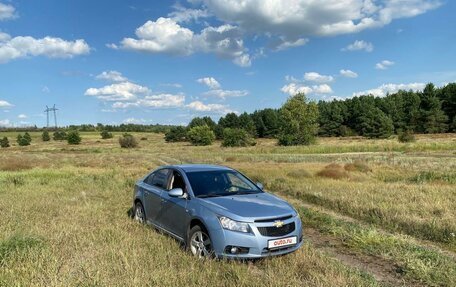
[0,0,455,127]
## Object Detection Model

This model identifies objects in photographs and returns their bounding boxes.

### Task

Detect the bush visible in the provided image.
[119,133,138,148]
[67,131,81,145]
[187,125,215,146]
[165,126,187,142]
[316,163,350,180]
[140,137,148,141]
[42,131,50,141]
[0,137,10,148]
[100,130,113,139]
[398,129,416,143]
[221,128,256,147]
[53,130,67,141]
[23,132,32,143]
[17,134,31,146]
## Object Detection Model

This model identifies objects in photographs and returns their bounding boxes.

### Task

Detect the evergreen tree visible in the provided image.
[23,132,32,143]
[238,112,257,137]
[420,83,448,133]
[42,131,51,141]
[67,131,82,145]
[359,107,394,138]
[17,134,31,146]
[0,137,9,148]
[165,126,187,142]
[437,83,456,131]
[100,130,113,139]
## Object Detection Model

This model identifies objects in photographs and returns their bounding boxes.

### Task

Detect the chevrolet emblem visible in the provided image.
[273,220,284,228]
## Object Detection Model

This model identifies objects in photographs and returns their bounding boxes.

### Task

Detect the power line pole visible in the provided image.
[44,105,58,129]
[45,105,50,128]
[52,104,58,128]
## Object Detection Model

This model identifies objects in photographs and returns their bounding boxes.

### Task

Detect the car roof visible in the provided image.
[167,164,234,173]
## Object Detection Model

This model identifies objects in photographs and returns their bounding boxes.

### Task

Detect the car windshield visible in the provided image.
[186,170,262,198]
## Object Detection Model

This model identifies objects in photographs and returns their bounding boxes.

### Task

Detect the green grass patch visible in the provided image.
[0,235,43,266]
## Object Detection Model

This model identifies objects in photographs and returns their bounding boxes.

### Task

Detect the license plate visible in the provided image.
[268,236,297,249]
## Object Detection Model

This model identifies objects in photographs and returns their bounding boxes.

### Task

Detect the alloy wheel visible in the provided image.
[134,203,145,224]
[190,230,212,258]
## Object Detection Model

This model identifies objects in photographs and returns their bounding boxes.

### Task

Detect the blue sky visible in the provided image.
[0,0,455,127]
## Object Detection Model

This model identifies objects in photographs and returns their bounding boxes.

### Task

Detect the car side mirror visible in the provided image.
[256,182,264,190]
[169,188,185,198]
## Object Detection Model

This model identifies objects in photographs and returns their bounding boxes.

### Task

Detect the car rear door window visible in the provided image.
[150,169,170,189]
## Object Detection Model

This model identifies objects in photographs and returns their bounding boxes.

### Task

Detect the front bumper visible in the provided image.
[210,216,303,259]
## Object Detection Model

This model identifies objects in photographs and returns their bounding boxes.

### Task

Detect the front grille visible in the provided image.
[254,215,293,223]
[257,222,295,237]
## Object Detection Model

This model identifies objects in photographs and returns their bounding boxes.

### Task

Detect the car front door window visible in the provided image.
[150,169,170,189]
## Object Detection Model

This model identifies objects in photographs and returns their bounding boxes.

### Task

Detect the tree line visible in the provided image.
[166,82,455,146]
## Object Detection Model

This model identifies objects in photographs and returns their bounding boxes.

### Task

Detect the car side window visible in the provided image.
[169,170,186,192]
[144,173,155,185]
[150,169,170,189]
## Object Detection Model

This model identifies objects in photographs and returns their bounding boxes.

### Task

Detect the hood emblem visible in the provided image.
[273,220,285,228]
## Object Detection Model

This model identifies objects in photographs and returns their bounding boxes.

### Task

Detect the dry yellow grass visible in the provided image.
[1,131,455,286]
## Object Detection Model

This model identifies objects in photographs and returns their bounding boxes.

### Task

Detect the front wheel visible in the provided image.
[134,202,146,224]
[188,225,214,259]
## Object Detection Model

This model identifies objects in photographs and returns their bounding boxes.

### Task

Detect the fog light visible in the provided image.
[225,245,249,255]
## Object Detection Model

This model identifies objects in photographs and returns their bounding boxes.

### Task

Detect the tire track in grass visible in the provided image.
[278,194,456,287]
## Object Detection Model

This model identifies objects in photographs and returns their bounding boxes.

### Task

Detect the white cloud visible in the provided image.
[160,83,183,88]
[0,33,90,63]
[42,86,50,93]
[200,0,440,37]
[340,69,358,78]
[342,40,373,52]
[313,84,333,94]
[111,18,251,67]
[352,82,426,97]
[273,38,308,51]
[375,60,395,70]
[281,83,333,96]
[197,77,221,89]
[113,94,185,109]
[0,119,11,127]
[120,17,194,55]
[202,89,248,99]
[96,71,128,82]
[186,101,234,114]
[304,72,334,83]
[168,5,210,23]
[281,83,313,96]
[84,81,150,101]
[123,118,147,124]
[0,2,16,21]
[0,100,13,108]
[17,114,27,119]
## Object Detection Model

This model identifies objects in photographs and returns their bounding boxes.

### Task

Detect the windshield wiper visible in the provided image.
[233,191,260,195]
[197,194,222,198]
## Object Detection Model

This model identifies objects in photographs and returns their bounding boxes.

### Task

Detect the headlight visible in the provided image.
[218,216,250,233]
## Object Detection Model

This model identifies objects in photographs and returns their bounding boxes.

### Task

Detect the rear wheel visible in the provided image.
[188,225,214,259]
[134,202,145,224]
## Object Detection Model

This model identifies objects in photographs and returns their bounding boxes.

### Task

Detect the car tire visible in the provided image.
[188,225,214,259]
[134,202,146,224]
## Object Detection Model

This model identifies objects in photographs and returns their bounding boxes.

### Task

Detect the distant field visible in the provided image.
[1,132,455,286]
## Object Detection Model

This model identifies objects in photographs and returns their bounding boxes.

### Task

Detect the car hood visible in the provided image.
[198,192,295,222]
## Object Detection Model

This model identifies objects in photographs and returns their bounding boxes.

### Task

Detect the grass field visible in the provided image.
[1,132,455,286]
